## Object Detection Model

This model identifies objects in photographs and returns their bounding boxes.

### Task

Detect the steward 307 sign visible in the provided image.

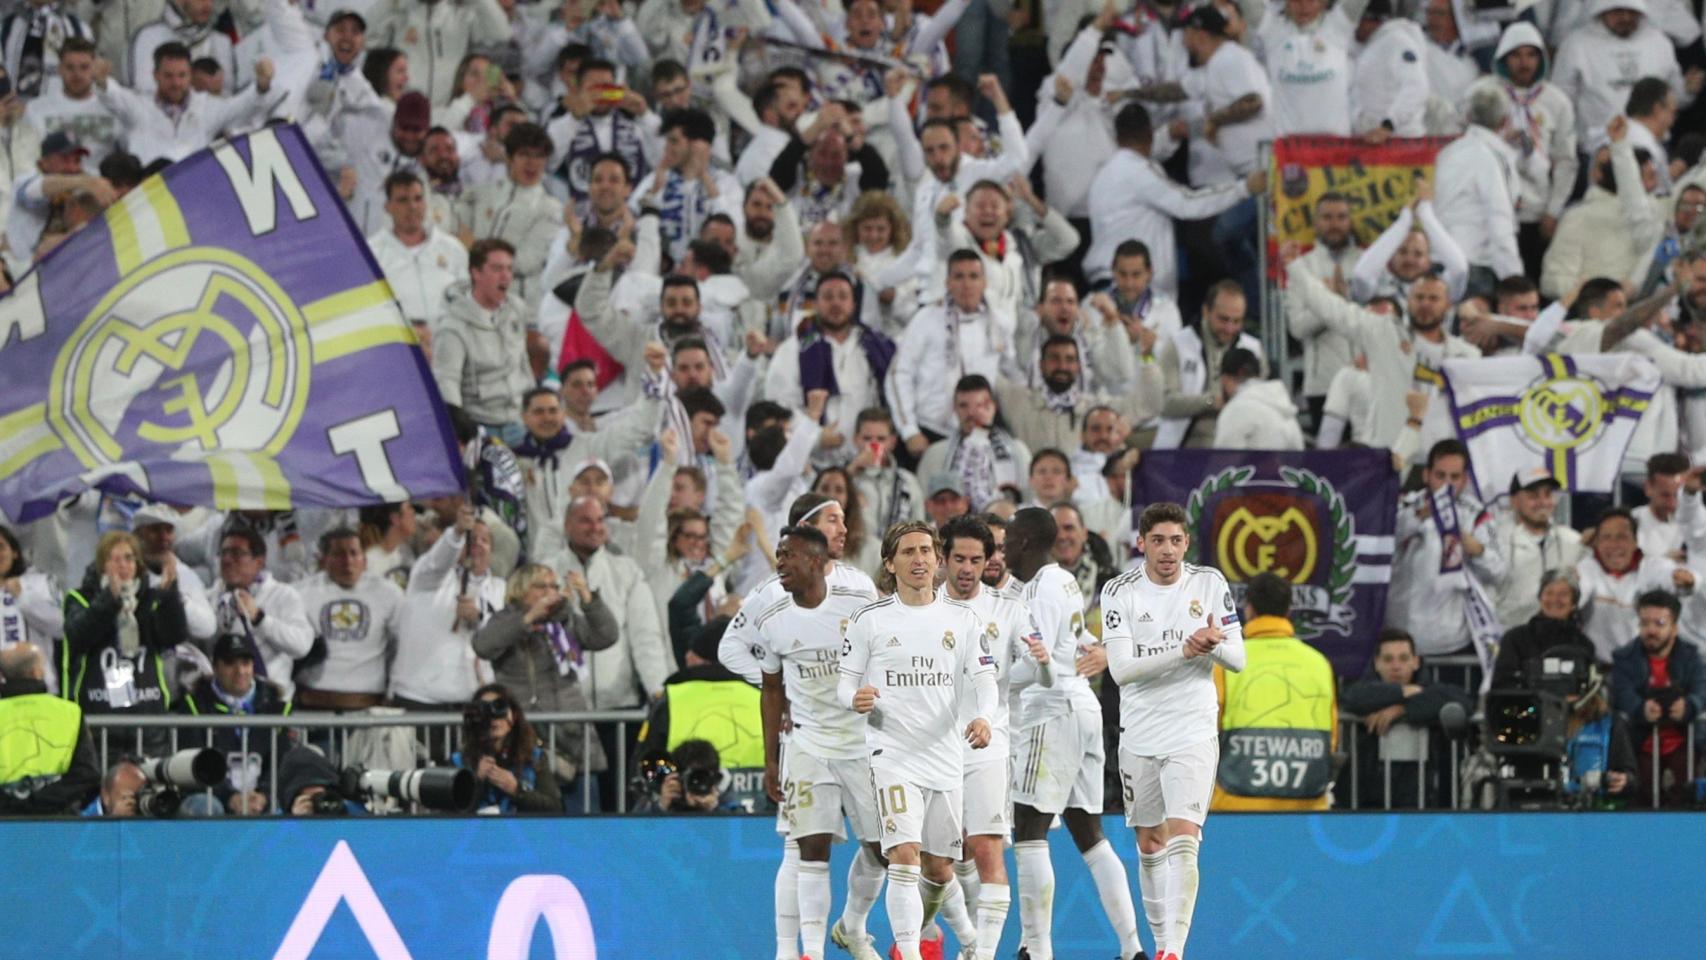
[1135,451,1400,676]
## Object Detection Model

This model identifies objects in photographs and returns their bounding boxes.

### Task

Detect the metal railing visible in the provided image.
[87,709,647,815]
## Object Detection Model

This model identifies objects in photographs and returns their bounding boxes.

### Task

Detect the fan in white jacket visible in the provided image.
[208,532,316,700]
[933,179,1080,325]
[1465,23,1578,243]
[1388,469,1507,657]
[1431,88,1524,283]
[0,562,65,693]
[1350,5,1429,137]
[885,254,1021,450]
[1575,510,1692,661]
[389,509,503,707]
[1212,353,1304,450]
[364,0,511,106]
[542,497,670,710]
[1024,25,1136,218]
[1551,0,1686,148]
[129,0,234,93]
[95,51,278,164]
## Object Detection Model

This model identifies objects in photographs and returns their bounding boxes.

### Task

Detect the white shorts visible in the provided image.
[784,749,879,843]
[1118,736,1219,829]
[872,767,964,858]
[1011,709,1105,814]
[962,759,1009,839]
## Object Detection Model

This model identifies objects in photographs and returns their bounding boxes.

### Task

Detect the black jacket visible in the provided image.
[178,676,294,807]
[1338,676,1474,810]
[1494,615,1597,688]
[61,567,188,714]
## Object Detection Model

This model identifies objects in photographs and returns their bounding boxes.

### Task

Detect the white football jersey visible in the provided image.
[754,584,879,760]
[1100,562,1245,756]
[1016,563,1100,727]
[939,583,1044,768]
[840,595,997,791]
[722,561,879,684]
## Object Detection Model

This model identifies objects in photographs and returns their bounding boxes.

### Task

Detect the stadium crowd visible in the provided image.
[2,0,1706,835]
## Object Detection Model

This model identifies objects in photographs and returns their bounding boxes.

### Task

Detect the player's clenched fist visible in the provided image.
[964,718,991,749]
[853,686,880,713]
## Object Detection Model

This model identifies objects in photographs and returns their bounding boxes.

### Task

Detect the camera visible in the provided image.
[632,753,678,798]
[133,785,181,818]
[682,765,719,796]
[1479,647,1605,808]
[340,764,476,812]
[139,748,228,789]
[632,751,722,810]
[465,696,510,725]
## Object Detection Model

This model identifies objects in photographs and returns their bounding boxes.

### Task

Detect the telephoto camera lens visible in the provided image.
[346,766,477,811]
[139,748,228,789]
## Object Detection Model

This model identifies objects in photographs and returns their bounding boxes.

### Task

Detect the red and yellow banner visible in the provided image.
[1269,136,1456,248]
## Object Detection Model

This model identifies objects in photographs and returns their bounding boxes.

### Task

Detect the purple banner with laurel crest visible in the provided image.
[0,124,463,522]
[1132,450,1400,676]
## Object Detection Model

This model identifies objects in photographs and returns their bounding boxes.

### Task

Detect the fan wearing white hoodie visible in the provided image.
[1350,1,1429,137]
[1023,25,1136,220]
[1212,347,1304,450]
[1551,0,1686,148]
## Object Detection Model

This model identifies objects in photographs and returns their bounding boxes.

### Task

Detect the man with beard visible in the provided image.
[130,0,232,93]
[340,88,430,234]
[94,43,275,165]
[995,334,1161,456]
[1023,278,1143,399]
[368,171,467,332]
[1552,0,1684,149]
[768,105,889,231]
[776,221,875,332]
[130,505,216,644]
[936,179,1079,324]
[734,177,804,306]
[1154,281,1268,450]
[1283,247,1480,450]
[1467,22,1577,278]
[1492,469,1586,628]
[765,272,895,467]
[1284,192,1362,428]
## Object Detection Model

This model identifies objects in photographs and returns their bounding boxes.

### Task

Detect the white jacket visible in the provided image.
[209,571,315,700]
[1467,23,1578,224]
[1490,517,1586,628]
[516,398,662,559]
[295,572,404,696]
[543,545,668,708]
[1351,18,1429,136]
[1576,552,1679,661]
[456,178,564,314]
[389,528,503,705]
[1552,14,1683,146]
[368,226,468,329]
[1388,489,1506,657]
[1085,147,1249,291]
[1286,241,1361,397]
[1540,141,1662,299]
[130,14,233,93]
[0,570,65,692]
[885,300,1020,441]
[99,80,271,164]
[1214,379,1304,450]
[1433,124,1524,278]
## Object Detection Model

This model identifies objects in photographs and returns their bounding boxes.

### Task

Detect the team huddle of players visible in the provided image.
[719,492,1245,960]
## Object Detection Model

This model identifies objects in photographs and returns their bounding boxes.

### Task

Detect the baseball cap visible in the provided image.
[568,458,613,482]
[212,634,256,662]
[41,130,88,158]
[326,8,366,30]
[1509,466,1561,496]
[1183,5,1230,35]
[926,472,967,498]
[131,503,179,530]
[394,91,432,131]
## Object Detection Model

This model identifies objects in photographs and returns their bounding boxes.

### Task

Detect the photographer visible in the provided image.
[0,645,99,815]
[278,746,365,816]
[471,563,617,804]
[177,635,294,816]
[636,739,731,814]
[90,761,145,817]
[1560,659,1640,807]
[1612,591,1706,806]
[452,684,562,813]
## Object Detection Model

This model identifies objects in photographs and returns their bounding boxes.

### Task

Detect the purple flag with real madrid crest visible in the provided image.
[1132,450,1400,676]
[0,124,464,522]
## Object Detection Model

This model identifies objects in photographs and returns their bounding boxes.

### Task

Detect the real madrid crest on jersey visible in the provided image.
[981,623,996,654]
[320,598,371,643]
[942,630,956,650]
[1189,598,1203,619]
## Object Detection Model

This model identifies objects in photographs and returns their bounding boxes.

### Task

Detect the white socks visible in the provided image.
[1163,835,1201,956]
[887,864,925,960]
[974,885,1010,960]
[841,846,886,940]
[776,841,800,960]
[1014,840,1055,960]
[927,876,976,948]
[798,860,832,960]
[1138,850,1168,956]
[953,859,982,914]
[1082,839,1142,960]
